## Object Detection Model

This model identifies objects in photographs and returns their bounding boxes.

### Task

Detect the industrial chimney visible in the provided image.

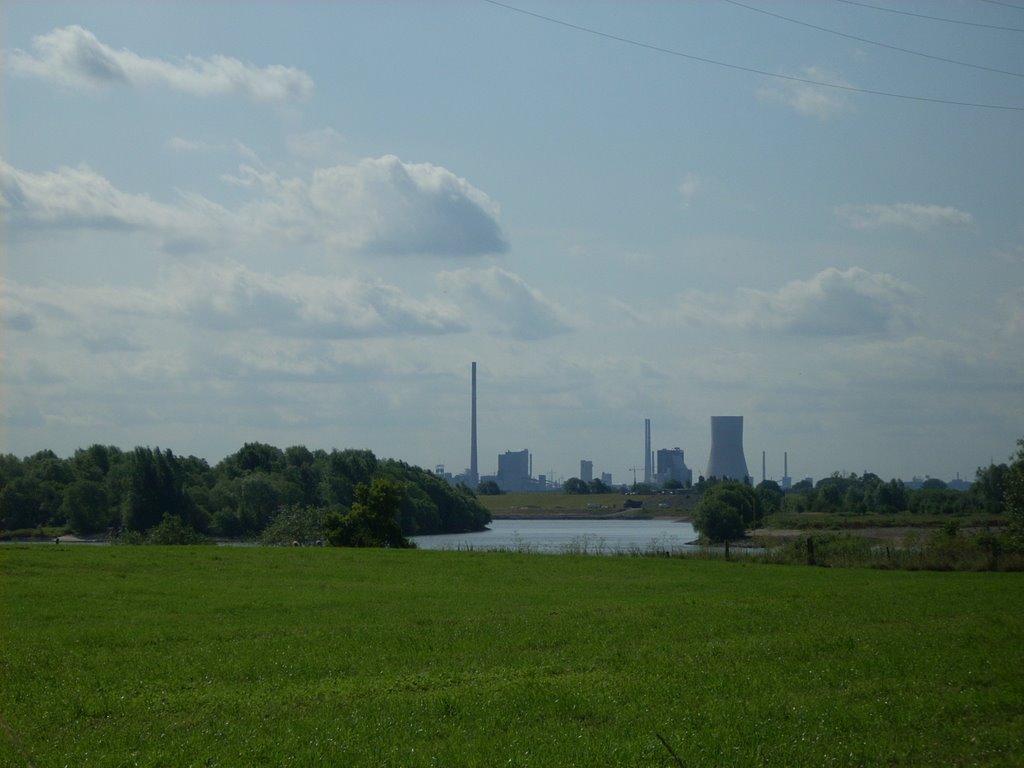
[644,418,652,484]
[470,362,478,487]
[705,416,750,483]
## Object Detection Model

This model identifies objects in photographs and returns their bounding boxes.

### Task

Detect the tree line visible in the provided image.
[688,439,1024,543]
[0,442,491,543]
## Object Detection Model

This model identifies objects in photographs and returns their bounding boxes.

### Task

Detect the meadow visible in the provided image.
[2,545,1022,767]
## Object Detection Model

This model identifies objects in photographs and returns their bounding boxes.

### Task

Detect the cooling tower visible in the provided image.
[705,416,750,482]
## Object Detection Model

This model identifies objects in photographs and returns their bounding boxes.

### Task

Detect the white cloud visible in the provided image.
[162,262,467,338]
[6,25,313,104]
[229,155,509,255]
[438,266,576,340]
[3,264,467,343]
[677,267,920,337]
[1,155,507,257]
[678,173,700,209]
[757,67,850,120]
[286,128,349,165]
[834,203,974,232]
[0,157,227,249]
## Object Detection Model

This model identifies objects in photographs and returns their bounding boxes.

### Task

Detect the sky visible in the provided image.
[2,1,1023,486]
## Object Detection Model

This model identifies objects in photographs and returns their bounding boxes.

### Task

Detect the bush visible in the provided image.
[692,498,745,542]
[145,514,211,545]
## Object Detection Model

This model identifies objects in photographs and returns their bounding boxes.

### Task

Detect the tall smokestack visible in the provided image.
[644,418,652,484]
[705,416,750,483]
[762,450,766,484]
[470,362,478,486]
[784,452,788,477]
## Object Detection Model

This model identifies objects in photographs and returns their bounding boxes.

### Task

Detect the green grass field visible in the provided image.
[2,546,1022,767]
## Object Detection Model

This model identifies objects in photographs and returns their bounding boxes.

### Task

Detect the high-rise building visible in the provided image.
[497,449,531,492]
[705,416,750,483]
[580,459,593,483]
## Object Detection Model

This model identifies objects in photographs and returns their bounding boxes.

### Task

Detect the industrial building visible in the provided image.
[656,448,693,487]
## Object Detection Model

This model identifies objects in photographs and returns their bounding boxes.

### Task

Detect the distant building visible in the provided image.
[656,448,693,486]
[580,460,593,483]
[497,449,531,492]
[601,472,613,487]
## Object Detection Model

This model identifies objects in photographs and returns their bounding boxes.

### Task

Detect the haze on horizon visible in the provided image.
[2,1,1022,486]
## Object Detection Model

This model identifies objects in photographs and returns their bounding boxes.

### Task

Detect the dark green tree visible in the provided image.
[692,498,745,542]
[971,463,1009,515]
[702,480,761,527]
[323,478,412,548]
[1005,438,1024,539]
[476,480,502,496]
[62,479,111,534]
[563,477,590,494]
[0,477,46,529]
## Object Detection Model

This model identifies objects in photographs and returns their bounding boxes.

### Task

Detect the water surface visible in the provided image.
[411,518,698,554]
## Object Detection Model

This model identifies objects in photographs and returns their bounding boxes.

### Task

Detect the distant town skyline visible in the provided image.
[3,2,1022,485]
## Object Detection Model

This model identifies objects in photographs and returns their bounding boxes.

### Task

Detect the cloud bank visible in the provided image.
[678,267,920,337]
[1,155,507,257]
[6,25,313,103]
[438,266,575,340]
[835,203,974,232]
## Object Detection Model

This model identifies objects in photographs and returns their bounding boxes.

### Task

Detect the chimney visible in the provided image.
[470,362,478,486]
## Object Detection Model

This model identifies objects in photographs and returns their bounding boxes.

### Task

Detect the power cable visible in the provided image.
[977,0,1024,11]
[725,0,1024,78]
[833,0,1024,32]
[480,0,1024,111]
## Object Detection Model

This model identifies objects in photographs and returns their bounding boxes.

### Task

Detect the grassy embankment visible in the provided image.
[2,546,1022,767]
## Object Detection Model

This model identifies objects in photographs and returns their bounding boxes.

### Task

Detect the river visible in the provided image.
[411,518,699,554]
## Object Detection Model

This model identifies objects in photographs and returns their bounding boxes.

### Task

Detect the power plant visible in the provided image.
[705,416,750,483]
[442,364,775,491]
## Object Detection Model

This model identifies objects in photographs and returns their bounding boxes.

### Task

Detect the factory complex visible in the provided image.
[433,364,799,494]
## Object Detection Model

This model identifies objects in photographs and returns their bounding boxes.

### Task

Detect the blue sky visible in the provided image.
[3,1,1022,485]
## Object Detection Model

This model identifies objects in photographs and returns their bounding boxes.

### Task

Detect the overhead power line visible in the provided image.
[480,0,1024,111]
[977,0,1024,11]
[725,0,1024,78]
[833,0,1024,31]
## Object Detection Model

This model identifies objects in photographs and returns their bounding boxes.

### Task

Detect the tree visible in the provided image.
[562,477,590,494]
[260,505,327,546]
[0,477,46,529]
[691,498,745,542]
[62,479,111,534]
[476,480,502,496]
[702,481,761,527]
[755,480,783,517]
[971,463,1009,514]
[122,447,199,533]
[323,478,412,548]
[1006,438,1024,539]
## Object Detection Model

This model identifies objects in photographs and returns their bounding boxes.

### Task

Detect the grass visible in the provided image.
[2,546,1023,767]
[761,510,1004,531]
